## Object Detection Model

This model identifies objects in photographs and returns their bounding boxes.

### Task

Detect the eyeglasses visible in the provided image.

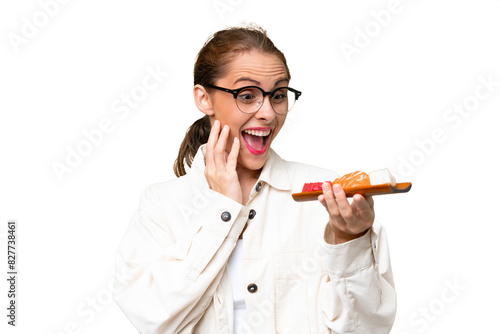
[205,84,302,114]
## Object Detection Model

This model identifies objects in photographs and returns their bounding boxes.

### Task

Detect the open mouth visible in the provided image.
[241,128,272,155]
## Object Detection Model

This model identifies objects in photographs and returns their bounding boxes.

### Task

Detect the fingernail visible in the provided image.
[333,184,342,193]
[223,125,229,131]
[214,120,219,126]
[322,183,330,192]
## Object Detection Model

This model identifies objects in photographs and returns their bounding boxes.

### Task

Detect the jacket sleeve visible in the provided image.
[113,184,247,333]
[319,221,396,334]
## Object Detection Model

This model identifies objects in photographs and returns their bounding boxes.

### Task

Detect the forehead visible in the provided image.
[220,51,289,87]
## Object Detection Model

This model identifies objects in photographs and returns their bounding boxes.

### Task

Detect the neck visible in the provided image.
[237,165,261,206]
[236,165,261,183]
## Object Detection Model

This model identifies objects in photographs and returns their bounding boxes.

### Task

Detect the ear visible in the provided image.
[193,84,214,116]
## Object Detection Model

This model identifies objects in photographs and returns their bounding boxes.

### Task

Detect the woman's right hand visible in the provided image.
[204,120,242,204]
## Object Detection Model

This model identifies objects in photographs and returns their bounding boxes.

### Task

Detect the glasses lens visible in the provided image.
[271,88,296,114]
[236,87,263,114]
[236,87,297,114]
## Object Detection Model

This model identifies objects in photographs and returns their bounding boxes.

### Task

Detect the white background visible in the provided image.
[1,0,499,333]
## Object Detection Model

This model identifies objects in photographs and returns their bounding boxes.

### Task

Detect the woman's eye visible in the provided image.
[238,92,256,104]
[272,94,286,103]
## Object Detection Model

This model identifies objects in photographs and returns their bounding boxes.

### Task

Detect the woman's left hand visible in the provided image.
[318,182,375,244]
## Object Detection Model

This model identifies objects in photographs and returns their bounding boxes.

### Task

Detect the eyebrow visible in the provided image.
[233,77,290,87]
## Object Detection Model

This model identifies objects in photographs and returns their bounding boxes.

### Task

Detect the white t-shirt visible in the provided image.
[228,239,248,333]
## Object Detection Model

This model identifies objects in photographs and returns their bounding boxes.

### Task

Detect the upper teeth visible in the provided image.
[243,129,271,136]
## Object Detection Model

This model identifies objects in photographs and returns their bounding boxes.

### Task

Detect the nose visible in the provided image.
[254,95,276,122]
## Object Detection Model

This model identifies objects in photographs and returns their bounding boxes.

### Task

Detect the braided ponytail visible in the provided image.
[173,115,211,177]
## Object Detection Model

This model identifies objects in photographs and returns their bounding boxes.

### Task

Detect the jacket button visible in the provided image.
[247,283,258,293]
[248,209,256,219]
[221,211,231,222]
[255,182,262,192]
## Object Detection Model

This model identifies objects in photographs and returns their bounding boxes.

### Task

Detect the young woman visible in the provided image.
[114,25,396,334]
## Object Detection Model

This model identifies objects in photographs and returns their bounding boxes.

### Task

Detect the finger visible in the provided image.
[332,184,354,222]
[226,137,239,172]
[206,119,219,149]
[319,194,330,211]
[353,194,375,217]
[322,183,341,219]
[214,124,229,169]
[365,195,374,209]
[318,194,325,206]
[205,120,220,167]
[318,194,336,220]
[322,183,348,233]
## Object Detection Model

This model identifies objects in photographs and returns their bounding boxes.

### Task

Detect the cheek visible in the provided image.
[272,116,286,139]
[227,116,251,139]
[225,128,241,152]
[228,129,238,145]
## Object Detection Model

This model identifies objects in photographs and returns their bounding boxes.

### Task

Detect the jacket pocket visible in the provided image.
[275,251,314,333]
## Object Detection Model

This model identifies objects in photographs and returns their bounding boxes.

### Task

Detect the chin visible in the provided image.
[238,150,269,171]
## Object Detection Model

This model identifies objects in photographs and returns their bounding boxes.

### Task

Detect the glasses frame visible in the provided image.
[204,84,302,114]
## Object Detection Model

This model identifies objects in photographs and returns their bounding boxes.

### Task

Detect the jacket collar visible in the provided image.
[188,144,291,191]
[258,148,291,191]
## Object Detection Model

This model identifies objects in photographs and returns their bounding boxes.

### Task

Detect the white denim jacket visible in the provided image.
[113,144,397,333]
